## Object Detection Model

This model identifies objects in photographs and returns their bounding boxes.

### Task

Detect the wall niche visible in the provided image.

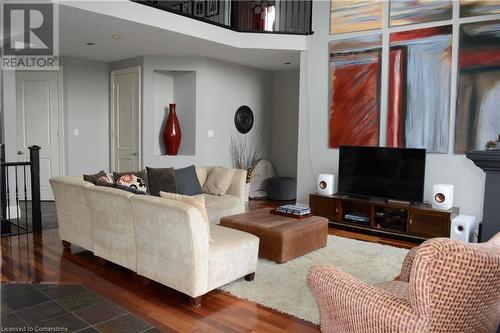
[153,70,196,156]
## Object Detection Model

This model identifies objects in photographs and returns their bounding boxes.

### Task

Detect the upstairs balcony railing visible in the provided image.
[135,0,313,35]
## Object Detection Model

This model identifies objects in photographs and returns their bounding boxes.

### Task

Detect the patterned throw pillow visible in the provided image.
[113,183,146,195]
[113,171,148,193]
[115,174,148,193]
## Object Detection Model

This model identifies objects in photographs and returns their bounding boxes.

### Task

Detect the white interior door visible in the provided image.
[111,67,140,172]
[16,71,61,201]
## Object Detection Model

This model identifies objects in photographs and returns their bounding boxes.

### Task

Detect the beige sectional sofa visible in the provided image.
[50,167,259,306]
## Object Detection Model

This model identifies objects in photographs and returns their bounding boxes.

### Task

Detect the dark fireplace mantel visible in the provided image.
[466,150,500,173]
[466,150,500,242]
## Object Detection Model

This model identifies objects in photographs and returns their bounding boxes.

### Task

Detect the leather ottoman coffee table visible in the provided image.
[220,208,328,263]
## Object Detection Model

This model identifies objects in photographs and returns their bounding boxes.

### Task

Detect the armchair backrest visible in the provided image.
[409,237,500,332]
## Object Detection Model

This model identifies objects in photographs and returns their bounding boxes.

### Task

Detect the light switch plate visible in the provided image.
[74,128,79,136]
[208,130,214,138]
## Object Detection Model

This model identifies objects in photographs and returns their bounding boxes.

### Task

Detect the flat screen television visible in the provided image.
[338,146,426,203]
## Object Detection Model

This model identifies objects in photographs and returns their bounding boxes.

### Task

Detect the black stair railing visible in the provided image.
[0,144,42,236]
[134,0,313,35]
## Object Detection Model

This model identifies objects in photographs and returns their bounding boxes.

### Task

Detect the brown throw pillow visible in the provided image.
[113,171,148,194]
[160,191,212,242]
[83,171,113,185]
[203,166,235,196]
[146,167,177,197]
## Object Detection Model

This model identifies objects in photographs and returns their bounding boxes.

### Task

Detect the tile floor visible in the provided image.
[1,283,161,333]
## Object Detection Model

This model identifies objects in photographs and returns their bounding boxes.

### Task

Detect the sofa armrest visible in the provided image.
[225,169,247,202]
[307,264,427,333]
[396,246,419,282]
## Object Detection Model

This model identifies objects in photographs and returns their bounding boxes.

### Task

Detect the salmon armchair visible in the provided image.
[307,234,500,333]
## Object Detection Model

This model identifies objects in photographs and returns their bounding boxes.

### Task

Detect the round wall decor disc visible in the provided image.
[234,105,254,134]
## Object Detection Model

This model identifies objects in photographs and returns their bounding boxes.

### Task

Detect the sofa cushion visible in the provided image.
[83,170,113,185]
[175,165,203,196]
[203,194,244,224]
[146,167,176,196]
[113,171,148,193]
[208,225,259,290]
[203,166,235,196]
[160,191,212,242]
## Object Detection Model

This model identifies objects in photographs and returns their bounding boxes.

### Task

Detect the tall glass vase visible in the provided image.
[163,103,182,155]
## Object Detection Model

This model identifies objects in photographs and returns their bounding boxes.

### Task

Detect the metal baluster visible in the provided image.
[29,146,42,232]
[15,166,20,235]
[249,0,252,31]
[0,144,9,235]
[6,167,11,234]
[285,1,289,32]
[23,165,28,233]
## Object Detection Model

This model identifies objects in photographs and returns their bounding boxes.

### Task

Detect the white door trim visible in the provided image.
[110,66,142,172]
[58,67,66,177]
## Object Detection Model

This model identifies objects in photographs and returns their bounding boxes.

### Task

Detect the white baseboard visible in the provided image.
[5,205,21,219]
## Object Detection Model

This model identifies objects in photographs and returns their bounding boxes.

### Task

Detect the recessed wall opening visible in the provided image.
[153,70,196,156]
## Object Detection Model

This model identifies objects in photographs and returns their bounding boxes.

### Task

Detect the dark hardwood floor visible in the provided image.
[1,200,417,332]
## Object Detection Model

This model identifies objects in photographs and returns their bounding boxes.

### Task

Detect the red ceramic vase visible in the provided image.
[163,103,181,155]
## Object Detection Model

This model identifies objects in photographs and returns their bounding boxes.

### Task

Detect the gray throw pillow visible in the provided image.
[146,167,177,197]
[175,165,203,196]
[83,170,112,185]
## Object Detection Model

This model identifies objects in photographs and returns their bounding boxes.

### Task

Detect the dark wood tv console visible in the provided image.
[310,193,459,241]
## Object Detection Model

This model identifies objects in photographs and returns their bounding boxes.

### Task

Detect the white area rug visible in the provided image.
[219,235,408,324]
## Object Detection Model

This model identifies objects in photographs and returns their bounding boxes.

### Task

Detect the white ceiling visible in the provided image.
[59,5,301,71]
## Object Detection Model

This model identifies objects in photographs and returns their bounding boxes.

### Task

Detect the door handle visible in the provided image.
[17,151,24,155]
[130,152,138,156]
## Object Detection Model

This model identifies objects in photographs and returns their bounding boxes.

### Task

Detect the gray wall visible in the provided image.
[111,55,274,169]
[0,70,3,143]
[200,58,273,168]
[271,69,299,179]
[0,57,109,177]
[1,71,16,162]
[296,1,486,220]
[61,57,110,176]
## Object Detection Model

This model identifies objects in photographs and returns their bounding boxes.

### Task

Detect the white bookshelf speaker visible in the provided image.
[432,184,454,210]
[450,215,477,242]
[318,174,335,196]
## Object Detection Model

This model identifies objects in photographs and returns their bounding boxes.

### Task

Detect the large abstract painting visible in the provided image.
[329,35,381,148]
[455,20,500,153]
[330,1,383,34]
[460,0,500,17]
[387,26,452,153]
[390,0,452,27]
